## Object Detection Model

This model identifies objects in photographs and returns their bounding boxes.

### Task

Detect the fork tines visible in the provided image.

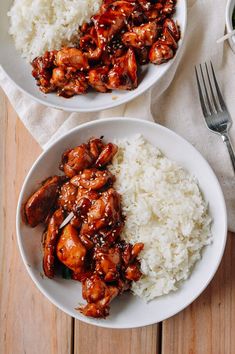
[195,62,227,117]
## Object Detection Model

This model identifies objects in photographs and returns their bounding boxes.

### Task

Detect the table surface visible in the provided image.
[1,88,235,354]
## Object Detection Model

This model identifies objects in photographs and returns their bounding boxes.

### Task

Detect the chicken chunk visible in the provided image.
[94,143,118,168]
[57,72,89,98]
[106,48,137,90]
[92,1,136,50]
[56,224,87,273]
[125,263,142,281]
[55,48,89,70]
[94,246,121,281]
[43,209,64,278]
[88,67,110,92]
[149,42,174,64]
[58,182,78,211]
[31,51,57,93]
[24,176,61,227]
[122,22,159,48]
[87,188,122,232]
[71,168,115,190]
[60,144,94,178]
[79,274,119,318]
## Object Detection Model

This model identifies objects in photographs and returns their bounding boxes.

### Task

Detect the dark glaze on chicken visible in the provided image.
[23,138,144,318]
[31,0,180,97]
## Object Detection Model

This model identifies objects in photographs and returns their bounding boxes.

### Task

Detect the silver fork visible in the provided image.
[195,62,235,173]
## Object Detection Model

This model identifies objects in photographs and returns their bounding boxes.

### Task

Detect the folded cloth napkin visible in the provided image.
[1,0,235,231]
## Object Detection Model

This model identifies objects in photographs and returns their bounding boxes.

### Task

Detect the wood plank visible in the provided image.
[74,322,160,354]
[162,232,235,354]
[0,89,73,354]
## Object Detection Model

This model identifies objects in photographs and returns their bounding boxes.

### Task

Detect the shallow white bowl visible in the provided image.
[226,0,235,52]
[0,0,187,112]
[16,118,227,328]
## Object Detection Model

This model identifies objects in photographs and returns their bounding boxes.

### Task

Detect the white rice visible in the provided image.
[8,0,102,62]
[109,135,212,301]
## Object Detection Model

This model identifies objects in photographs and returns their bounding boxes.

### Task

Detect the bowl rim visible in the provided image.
[226,0,235,43]
[16,117,228,328]
[1,0,187,112]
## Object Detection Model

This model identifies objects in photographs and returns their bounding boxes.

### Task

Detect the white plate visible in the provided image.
[16,118,227,328]
[0,0,187,112]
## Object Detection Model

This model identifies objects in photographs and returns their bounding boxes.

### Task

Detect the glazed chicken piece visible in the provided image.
[149,18,180,65]
[79,274,119,318]
[149,42,174,65]
[144,2,163,21]
[134,46,150,65]
[106,48,137,90]
[94,245,122,281]
[86,188,122,232]
[162,0,176,16]
[88,66,110,92]
[58,182,78,211]
[79,25,102,60]
[43,209,64,278]
[24,176,61,227]
[32,48,89,97]
[137,0,151,11]
[69,187,99,231]
[122,22,159,48]
[76,187,100,203]
[70,188,100,230]
[125,263,142,281]
[93,141,117,168]
[70,168,115,190]
[98,222,123,246]
[60,144,94,178]
[101,34,127,66]
[160,27,178,49]
[60,140,117,177]
[164,18,180,41]
[92,1,136,51]
[31,50,57,93]
[88,138,105,159]
[56,224,87,274]
[55,48,89,70]
[51,69,88,98]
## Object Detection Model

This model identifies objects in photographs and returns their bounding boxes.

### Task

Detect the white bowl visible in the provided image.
[0,1,187,112]
[16,118,227,329]
[226,0,235,52]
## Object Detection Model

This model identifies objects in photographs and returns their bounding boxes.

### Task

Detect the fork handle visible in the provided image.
[221,133,235,173]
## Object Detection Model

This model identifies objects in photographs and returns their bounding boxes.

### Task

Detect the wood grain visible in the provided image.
[162,232,235,354]
[74,323,160,354]
[0,90,72,354]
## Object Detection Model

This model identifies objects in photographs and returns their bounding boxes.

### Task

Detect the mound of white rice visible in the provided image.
[109,135,212,301]
[8,0,102,62]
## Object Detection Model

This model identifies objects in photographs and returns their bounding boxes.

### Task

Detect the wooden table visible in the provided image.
[1,88,235,354]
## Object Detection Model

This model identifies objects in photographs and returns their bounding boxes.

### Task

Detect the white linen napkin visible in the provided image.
[1,0,235,231]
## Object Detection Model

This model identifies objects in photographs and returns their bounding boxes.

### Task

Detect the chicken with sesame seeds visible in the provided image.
[58,182,78,211]
[22,137,144,319]
[71,168,115,190]
[31,0,180,96]
[122,21,159,48]
[149,16,180,65]
[106,48,138,90]
[60,144,95,178]
[79,275,119,318]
